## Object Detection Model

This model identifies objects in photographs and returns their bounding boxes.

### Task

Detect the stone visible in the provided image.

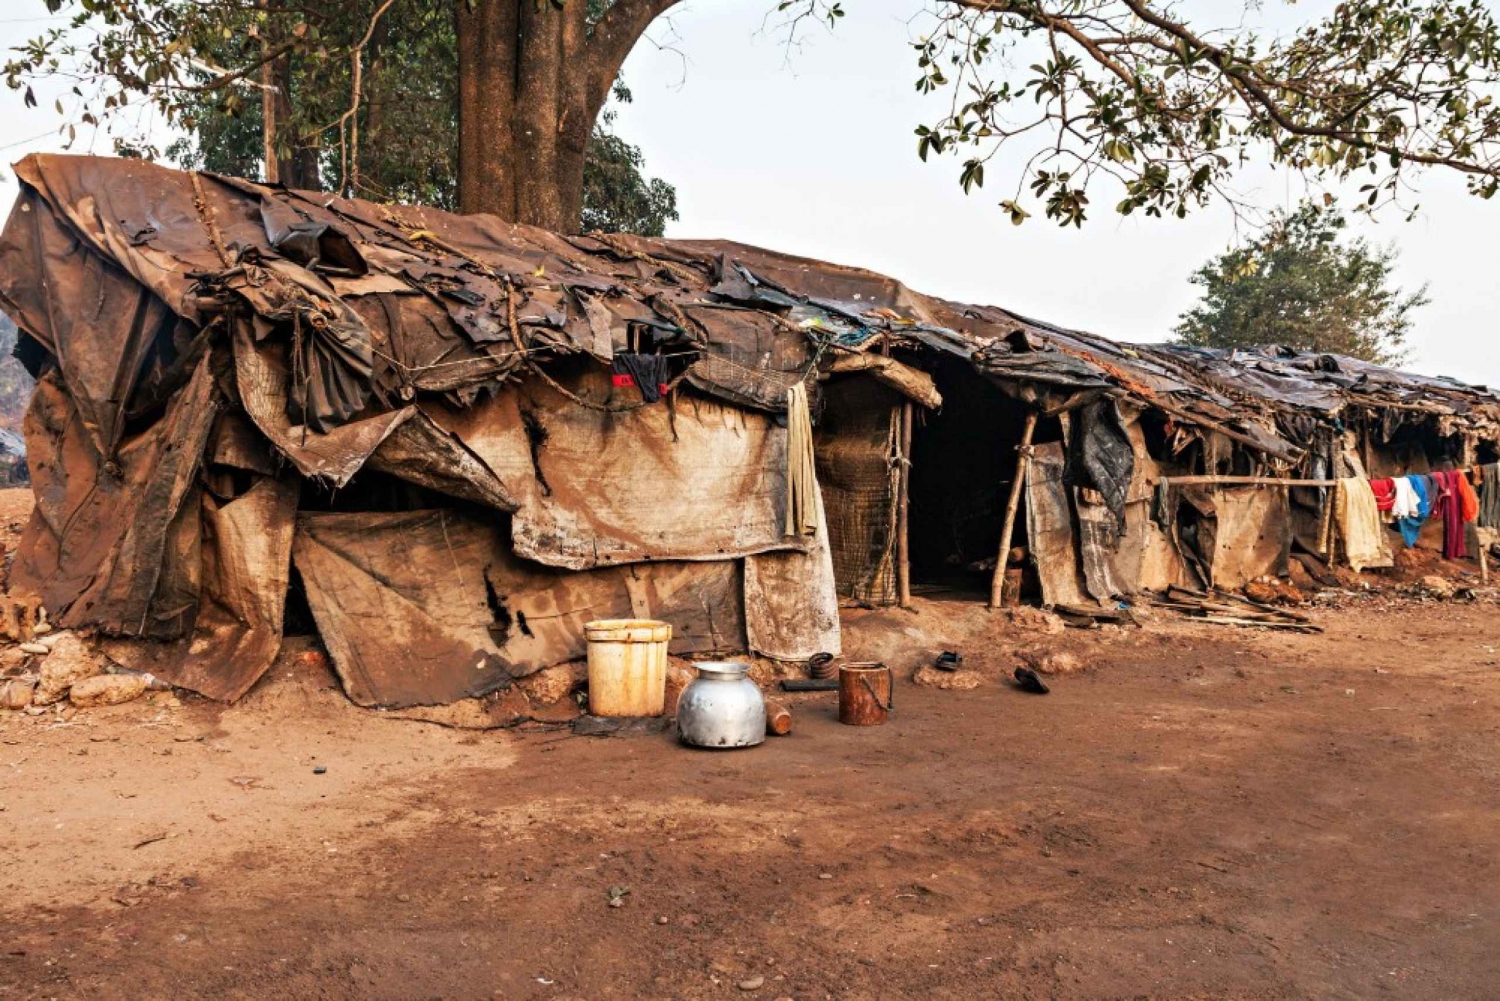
[738,976,765,991]
[912,664,984,690]
[517,663,581,705]
[33,633,104,705]
[68,673,148,708]
[1021,650,1087,676]
[0,678,34,710]
[1418,575,1455,599]
[0,647,33,675]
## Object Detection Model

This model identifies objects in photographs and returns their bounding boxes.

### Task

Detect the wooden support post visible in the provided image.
[259,1,278,184]
[896,402,913,609]
[989,410,1039,609]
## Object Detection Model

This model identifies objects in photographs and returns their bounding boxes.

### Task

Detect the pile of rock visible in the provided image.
[0,604,151,714]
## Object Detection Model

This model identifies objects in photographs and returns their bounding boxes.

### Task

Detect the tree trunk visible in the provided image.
[452,0,678,232]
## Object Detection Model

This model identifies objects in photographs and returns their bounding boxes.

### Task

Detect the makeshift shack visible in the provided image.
[1,155,1495,708]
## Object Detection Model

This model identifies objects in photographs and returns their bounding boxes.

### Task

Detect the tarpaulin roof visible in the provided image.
[2,154,1496,706]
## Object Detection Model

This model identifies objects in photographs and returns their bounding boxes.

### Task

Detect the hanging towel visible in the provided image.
[1335,478,1393,572]
[1390,476,1420,521]
[1481,462,1500,529]
[1368,478,1396,514]
[784,381,818,537]
[1397,474,1430,547]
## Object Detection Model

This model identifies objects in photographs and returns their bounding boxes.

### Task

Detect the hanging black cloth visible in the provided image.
[611,353,670,403]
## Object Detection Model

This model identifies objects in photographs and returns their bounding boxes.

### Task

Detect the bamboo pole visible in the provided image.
[896,402,913,608]
[989,411,1039,609]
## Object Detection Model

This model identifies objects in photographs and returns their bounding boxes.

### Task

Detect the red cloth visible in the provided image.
[1369,478,1396,513]
[1457,470,1480,523]
[1431,470,1468,560]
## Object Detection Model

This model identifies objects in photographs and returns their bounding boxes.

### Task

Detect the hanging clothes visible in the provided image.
[610,353,670,403]
[1456,469,1480,524]
[1481,462,1500,529]
[783,382,818,537]
[1368,478,1396,513]
[1430,470,1468,560]
[1390,476,1421,521]
[1335,478,1393,571]
[1397,474,1430,548]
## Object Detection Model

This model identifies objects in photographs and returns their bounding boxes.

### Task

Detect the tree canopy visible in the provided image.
[7,0,1500,231]
[1173,202,1427,365]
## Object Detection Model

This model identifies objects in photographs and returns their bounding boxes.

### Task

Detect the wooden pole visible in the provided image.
[989,411,1039,608]
[896,402,913,609]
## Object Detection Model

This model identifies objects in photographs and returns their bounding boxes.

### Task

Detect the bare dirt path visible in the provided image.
[2,485,1499,999]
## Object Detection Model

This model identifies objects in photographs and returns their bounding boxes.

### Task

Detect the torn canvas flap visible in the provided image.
[293,509,747,708]
[12,354,218,633]
[364,409,521,512]
[1208,486,1293,587]
[233,321,413,486]
[294,508,516,708]
[1025,441,1090,607]
[744,483,842,661]
[0,189,176,458]
[107,475,301,701]
[508,371,811,570]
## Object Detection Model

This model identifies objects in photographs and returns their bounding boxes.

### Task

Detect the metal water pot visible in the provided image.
[676,662,765,749]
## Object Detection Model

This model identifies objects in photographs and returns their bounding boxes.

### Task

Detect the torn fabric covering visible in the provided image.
[103,476,301,701]
[1074,489,1126,601]
[0,188,176,459]
[1025,442,1089,607]
[507,370,812,570]
[11,355,218,634]
[1067,398,1134,532]
[1207,487,1292,587]
[744,481,842,661]
[293,509,747,708]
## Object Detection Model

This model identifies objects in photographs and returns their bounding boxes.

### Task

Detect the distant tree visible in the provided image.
[9,0,1500,230]
[1173,202,1427,365]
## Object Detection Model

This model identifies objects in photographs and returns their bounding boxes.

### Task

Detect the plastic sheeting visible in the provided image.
[292,509,747,708]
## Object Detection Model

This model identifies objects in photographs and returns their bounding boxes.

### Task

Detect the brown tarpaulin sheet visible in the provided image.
[1207,487,1293,588]
[103,475,301,701]
[449,372,810,570]
[1025,441,1090,607]
[293,509,747,708]
[13,354,218,633]
[743,486,842,661]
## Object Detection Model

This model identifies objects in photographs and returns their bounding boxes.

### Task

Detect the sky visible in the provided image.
[0,1,1495,386]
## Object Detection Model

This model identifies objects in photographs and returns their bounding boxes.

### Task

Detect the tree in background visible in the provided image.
[11,0,676,234]
[1173,202,1427,365]
[159,4,678,234]
[7,0,1500,231]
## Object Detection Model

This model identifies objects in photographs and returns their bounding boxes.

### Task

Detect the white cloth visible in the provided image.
[1390,476,1420,520]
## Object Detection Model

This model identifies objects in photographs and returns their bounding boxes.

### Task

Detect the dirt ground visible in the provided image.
[3,489,1500,1000]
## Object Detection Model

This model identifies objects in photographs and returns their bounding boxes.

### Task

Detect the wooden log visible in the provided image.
[896,401,913,609]
[765,699,792,736]
[989,411,1039,608]
[837,663,893,727]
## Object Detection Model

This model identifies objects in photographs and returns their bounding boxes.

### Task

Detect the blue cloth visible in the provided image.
[1397,473,1431,547]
